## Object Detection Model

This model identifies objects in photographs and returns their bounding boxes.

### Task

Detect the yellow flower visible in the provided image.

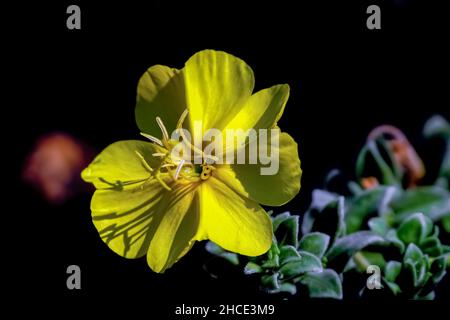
[81,50,301,273]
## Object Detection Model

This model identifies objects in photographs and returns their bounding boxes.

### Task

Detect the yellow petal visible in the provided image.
[81,140,165,189]
[147,183,200,272]
[226,84,290,131]
[91,178,167,259]
[184,50,255,132]
[215,132,301,206]
[198,177,272,256]
[135,65,188,136]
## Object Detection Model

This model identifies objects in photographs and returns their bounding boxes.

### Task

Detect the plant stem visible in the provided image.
[353,252,371,272]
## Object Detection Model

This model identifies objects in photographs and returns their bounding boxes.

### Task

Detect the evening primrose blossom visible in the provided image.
[81,50,301,273]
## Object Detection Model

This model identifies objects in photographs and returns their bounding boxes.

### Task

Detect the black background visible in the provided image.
[7,0,450,316]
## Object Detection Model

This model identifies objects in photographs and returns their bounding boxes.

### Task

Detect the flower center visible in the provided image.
[138,110,215,190]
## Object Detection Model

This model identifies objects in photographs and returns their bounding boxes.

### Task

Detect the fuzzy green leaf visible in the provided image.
[261,273,280,291]
[403,244,427,287]
[404,243,424,262]
[442,216,450,233]
[279,251,322,279]
[385,280,401,295]
[298,269,343,299]
[430,256,447,283]
[244,262,263,275]
[299,232,330,258]
[385,261,402,282]
[302,192,346,240]
[301,190,339,234]
[385,229,405,253]
[420,237,443,257]
[205,241,239,265]
[368,217,389,236]
[392,186,450,222]
[397,213,433,244]
[326,231,385,272]
[276,283,297,295]
[346,186,396,233]
[274,215,299,247]
[423,115,450,139]
[356,140,400,185]
[272,212,292,231]
[262,254,280,269]
[279,245,301,264]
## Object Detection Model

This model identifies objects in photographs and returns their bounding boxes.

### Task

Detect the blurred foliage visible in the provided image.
[205,115,450,299]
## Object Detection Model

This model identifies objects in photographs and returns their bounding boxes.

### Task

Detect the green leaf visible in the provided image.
[359,251,386,269]
[267,240,281,259]
[345,186,396,233]
[403,260,419,288]
[244,262,263,275]
[439,141,450,179]
[326,231,385,272]
[356,140,400,185]
[442,216,450,233]
[416,290,435,300]
[403,244,427,287]
[416,263,428,287]
[301,190,339,234]
[385,229,405,253]
[299,232,330,258]
[385,261,402,282]
[261,273,280,291]
[368,216,389,236]
[262,254,280,269]
[302,192,346,240]
[276,283,297,295]
[279,251,323,279]
[272,212,292,231]
[420,237,443,257]
[423,115,450,139]
[430,256,447,283]
[348,181,364,195]
[279,245,301,264]
[310,189,340,210]
[392,186,450,222]
[274,215,300,247]
[205,241,239,265]
[397,213,433,244]
[404,243,424,262]
[385,280,401,295]
[298,269,343,299]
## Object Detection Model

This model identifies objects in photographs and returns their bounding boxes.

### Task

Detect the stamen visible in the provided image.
[177,109,189,129]
[174,159,186,180]
[134,150,153,173]
[175,108,219,163]
[156,117,170,142]
[140,132,163,146]
[179,128,219,163]
[152,152,167,158]
[156,174,172,191]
